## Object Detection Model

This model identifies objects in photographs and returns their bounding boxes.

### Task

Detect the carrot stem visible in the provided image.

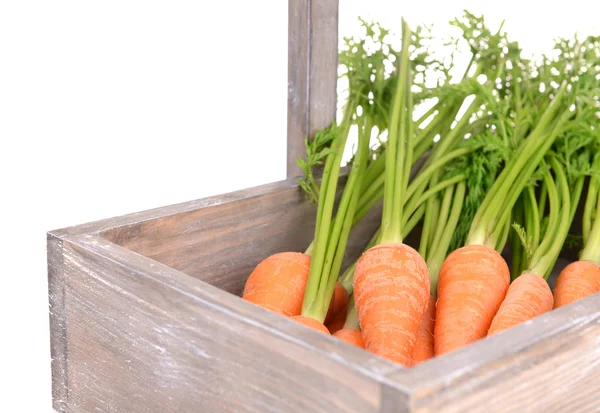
[468,82,569,247]
[426,181,467,294]
[530,168,560,262]
[580,174,600,263]
[569,174,585,224]
[339,170,453,297]
[404,147,475,202]
[315,121,373,319]
[302,111,371,321]
[419,195,437,259]
[510,198,525,279]
[538,180,548,223]
[414,102,440,129]
[404,72,415,195]
[339,228,380,294]
[380,20,412,245]
[529,158,571,278]
[404,203,426,236]
[304,243,313,256]
[582,156,600,246]
[527,186,541,253]
[403,174,466,225]
[430,186,454,253]
[497,216,512,253]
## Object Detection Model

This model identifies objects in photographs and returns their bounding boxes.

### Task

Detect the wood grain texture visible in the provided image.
[102,192,380,298]
[47,155,600,412]
[287,0,338,178]
[48,234,69,412]
[55,234,399,412]
[287,0,310,178]
[49,179,306,239]
[385,290,600,412]
[307,0,339,136]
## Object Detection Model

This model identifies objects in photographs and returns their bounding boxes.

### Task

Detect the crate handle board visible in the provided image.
[287,0,339,177]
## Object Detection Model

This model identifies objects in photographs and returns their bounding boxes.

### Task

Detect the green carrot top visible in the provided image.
[379,19,413,245]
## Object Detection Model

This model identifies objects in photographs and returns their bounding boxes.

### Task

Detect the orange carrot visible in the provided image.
[434,84,569,355]
[242,252,310,316]
[353,22,430,366]
[290,315,330,334]
[488,159,570,335]
[325,307,347,334]
[414,179,466,364]
[553,261,600,308]
[324,282,349,325]
[554,156,600,308]
[488,273,553,335]
[435,245,509,355]
[333,329,365,348]
[332,295,364,347]
[412,294,436,365]
[354,243,430,365]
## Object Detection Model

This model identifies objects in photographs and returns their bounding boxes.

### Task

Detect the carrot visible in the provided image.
[332,296,364,348]
[488,273,553,335]
[554,261,600,308]
[297,47,380,333]
[243,38,380,324]
[242,23,406,323]
[435,81,571,355]
[324,282,349,333]
[242,252,311,316]
[324,282,349,325]
[325,308,347,334]
[489,157,576,335]
[333,329,364,348]
[554,154,600,308]
[410,151,469,362]
[290,315,330,334]
[435,245,510,354]
[354,22,430,366]
[355,243,429,364]
[412,294,436,364]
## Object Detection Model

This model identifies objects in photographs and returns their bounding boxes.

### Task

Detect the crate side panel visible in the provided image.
[386,294,600,413]
[48,234,69,412]
[103,184,381,296]
[60,237,385,413]
[49,178,302,239]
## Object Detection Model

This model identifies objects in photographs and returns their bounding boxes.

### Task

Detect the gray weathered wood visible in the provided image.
[101,177,380,296]
[48,169,600,412]
[48,234,69,412]
[384,291,600,412]
[287,0,339,178]
[51,234,398,412]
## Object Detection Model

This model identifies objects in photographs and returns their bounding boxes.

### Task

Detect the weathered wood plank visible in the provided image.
[100,179,381,296]
[287,0,339,178]
[49,179,304,240]
[95,156,430,298]
[385,292,600,412]
[57,234,399,413]
[307,0,339,137]
[48,234,69,412]
[287,0,310,178]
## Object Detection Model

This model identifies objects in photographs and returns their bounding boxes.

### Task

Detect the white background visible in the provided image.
[1,1,598,411]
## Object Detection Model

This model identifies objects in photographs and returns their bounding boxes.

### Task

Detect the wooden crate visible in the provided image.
[48,1,600,411]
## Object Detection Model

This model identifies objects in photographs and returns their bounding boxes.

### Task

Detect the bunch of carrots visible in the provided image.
[243,12,600,366]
